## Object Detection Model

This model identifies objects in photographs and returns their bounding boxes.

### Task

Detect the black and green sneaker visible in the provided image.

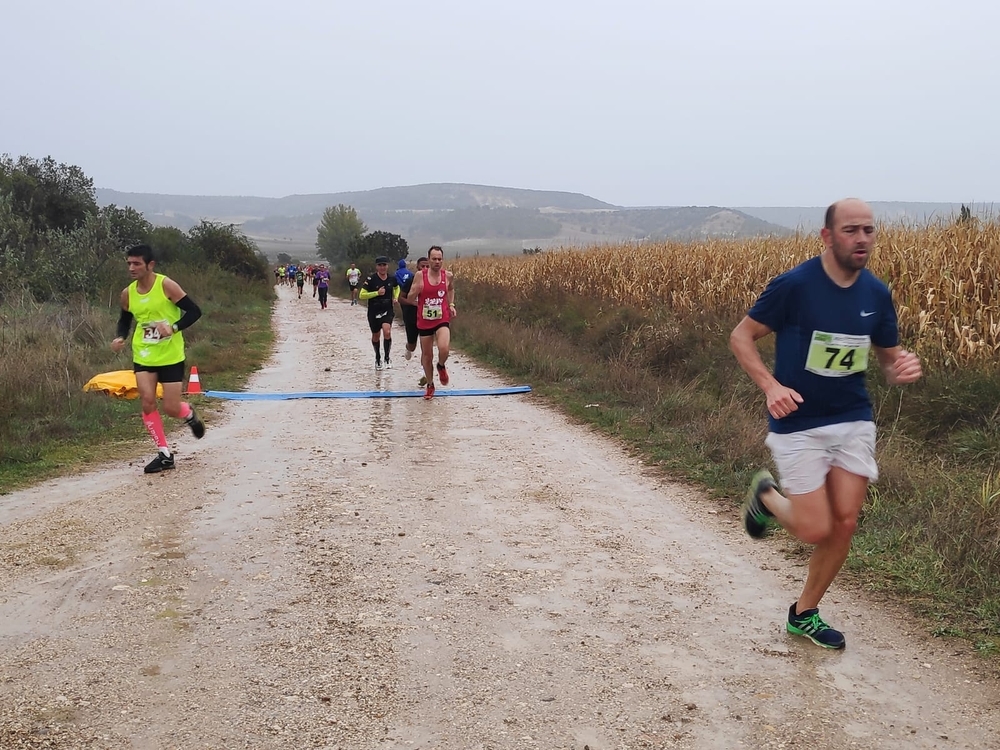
[742,469,777,538]
[787,603,846,649]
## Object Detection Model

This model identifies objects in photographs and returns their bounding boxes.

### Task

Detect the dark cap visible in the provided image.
[375,256,389,264]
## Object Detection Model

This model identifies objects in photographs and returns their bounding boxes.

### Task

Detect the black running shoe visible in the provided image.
[144,453,175,474]
[787,603,846,649]
[185,409,205,439]
[742,469,777,539]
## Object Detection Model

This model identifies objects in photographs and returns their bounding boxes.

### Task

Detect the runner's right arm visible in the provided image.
[358,276,379,300]
[404,274,423,305]
[112,288,131,352]
[729,315,802,419]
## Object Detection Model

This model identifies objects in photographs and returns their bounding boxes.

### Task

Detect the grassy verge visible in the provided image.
[0,266,274,492]
[453,285,1000,656]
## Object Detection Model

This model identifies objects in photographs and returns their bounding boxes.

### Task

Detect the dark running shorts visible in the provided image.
[402,305,419,346]
[133,360,185,383]
[418,322,450,337]
[368,309,394,333]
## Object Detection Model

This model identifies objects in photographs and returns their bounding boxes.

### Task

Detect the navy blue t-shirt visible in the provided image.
[748,256,899,434]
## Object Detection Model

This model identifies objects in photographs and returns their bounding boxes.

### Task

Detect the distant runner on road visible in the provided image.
[111,244,206,474]
[347,263,362,306]
[315,263,330,309]
[405,245,455,399]
[730,198,922,650]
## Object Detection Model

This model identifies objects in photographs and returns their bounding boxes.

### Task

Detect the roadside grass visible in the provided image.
[0,266,274,492]
[453,283,1000,654]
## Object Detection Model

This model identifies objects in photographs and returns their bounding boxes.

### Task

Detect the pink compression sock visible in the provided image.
[142,411,169,451]
[179,402,192,420]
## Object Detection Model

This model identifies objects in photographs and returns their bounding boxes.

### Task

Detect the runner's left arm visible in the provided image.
[161,277,203,335]
[446,271,456,315]
[874,346,922,385]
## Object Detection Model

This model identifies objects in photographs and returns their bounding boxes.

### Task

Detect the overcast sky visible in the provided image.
[3,0,997,207]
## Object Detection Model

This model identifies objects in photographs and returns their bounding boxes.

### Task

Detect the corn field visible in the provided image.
[453,221,1000,369]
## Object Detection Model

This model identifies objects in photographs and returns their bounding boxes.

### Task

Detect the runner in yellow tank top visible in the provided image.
[110,244,206,474]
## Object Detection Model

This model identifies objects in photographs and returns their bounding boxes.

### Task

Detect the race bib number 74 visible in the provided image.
[805,331,870,377]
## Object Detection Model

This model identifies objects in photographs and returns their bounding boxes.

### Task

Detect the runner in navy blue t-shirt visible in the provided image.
[730,198,922,649]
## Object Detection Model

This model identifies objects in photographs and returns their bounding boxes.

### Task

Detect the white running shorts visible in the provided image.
[764,420,878,496]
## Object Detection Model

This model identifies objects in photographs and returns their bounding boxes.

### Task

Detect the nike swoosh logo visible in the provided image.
[860,311,876,317]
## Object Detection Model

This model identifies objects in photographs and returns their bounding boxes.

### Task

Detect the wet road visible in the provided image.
[1,286,997,749]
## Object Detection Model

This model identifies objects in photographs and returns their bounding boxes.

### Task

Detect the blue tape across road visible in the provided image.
[204,386,532,401]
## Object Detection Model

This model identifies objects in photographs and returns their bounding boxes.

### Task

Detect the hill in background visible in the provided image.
[97,183,614,223]
[97,183,991,260]
[97,183,791,258]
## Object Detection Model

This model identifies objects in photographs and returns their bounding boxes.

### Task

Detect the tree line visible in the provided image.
[0,154,270,302]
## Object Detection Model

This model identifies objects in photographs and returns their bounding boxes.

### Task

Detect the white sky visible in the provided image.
[2,0,997,206]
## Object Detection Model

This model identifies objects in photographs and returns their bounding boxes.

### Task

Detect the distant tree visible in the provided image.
[0,154,97,233]
[276,252,292,265]
[147,226,194,265]
[348,230,408,262]
[959,204,973,224]
[188,221,269,281]
[100,204,152,248]
[316,204,367,265]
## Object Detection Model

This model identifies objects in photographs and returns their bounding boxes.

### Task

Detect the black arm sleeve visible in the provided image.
[116,309,134,339]
[174,295,202,332]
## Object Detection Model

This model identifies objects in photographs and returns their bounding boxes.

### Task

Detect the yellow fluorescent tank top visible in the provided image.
[128,274,185,366]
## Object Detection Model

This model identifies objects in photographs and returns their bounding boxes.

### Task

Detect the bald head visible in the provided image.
[821,198,876,277]
[824,198,872,231]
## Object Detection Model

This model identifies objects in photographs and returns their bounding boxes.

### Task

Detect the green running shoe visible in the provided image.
[742,469,777,538]
[787,604,846,649]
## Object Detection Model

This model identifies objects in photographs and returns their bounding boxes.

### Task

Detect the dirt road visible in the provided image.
[2,287,998,750]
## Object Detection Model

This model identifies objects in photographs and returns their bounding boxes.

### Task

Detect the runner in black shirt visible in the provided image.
[358,256,399,370]
[397,256,429,362]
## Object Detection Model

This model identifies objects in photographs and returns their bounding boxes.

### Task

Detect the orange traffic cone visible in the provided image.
[186,366,203,395]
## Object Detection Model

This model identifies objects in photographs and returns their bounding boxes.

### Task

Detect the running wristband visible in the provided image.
[116,309,134,339]
[173,295,202,332]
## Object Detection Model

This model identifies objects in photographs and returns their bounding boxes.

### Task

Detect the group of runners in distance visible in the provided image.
[270,246,454,398]
[112,198,922,652]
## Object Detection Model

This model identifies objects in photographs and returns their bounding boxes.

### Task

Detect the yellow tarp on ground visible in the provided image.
[83,370,163,399]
